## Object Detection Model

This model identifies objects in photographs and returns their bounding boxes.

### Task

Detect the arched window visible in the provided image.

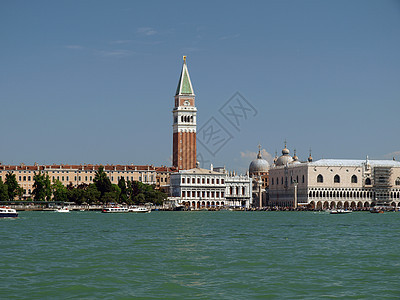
[365,178,371,185]
[395,177,400,186]
[271,178,274,185]
[334,175,340,183]
[302,175,305,183]
[317,174,323,183]
[351,175,357,184]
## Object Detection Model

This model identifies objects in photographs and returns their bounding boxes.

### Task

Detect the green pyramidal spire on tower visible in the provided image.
[175,56,195,96]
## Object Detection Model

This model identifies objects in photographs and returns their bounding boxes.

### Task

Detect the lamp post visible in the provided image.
[293,180,298,209]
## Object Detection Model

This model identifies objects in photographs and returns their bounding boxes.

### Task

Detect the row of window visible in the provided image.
[309,190,373,199]
[317,174,375,185]
[182,177,224,185]
[5,175,156,184]
[271,175,305,186]
[182,191,225,198]
[1,170,154,174]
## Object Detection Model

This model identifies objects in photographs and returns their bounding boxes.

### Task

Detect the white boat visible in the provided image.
[128,206,150,213]
[102,207,129,213]
[330,209,352,214]
[55,207,70,213]
[0,206,18,218]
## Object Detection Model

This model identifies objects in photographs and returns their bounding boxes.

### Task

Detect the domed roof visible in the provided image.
[249,146,270,174]
[292,149,301,164]
[275,143,293,166]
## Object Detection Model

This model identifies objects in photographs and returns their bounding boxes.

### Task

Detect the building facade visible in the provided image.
[172,56,197,170]
[0,163,176,199]
[269,145,400,209]
[170,165,252,209]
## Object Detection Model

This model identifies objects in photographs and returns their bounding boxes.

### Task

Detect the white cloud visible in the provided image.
[240,149,274,164]
[240,149,273,162]
[65,45,84,50]
[137,27,157,36]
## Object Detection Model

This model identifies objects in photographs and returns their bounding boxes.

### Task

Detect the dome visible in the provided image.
[249,146,270,174]
[275,155,293,166]
[275,143,293,166]
[292,149,301,164]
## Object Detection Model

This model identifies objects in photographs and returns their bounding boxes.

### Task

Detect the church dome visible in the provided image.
[249,146,270,174]
[275,143,293,166]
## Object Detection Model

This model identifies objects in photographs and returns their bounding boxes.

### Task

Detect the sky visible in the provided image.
[1,0,400,173]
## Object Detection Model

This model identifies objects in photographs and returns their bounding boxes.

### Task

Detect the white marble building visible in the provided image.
[269,145,400,209]
[170,164,252,209]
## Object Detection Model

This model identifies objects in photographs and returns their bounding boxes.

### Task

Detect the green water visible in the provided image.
[1,211,400,299]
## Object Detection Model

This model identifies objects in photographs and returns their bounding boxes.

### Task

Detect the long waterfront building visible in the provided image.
[0,163,176,199]
[269,145,400,209]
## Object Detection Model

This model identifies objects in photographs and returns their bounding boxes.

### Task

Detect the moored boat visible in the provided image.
[128,206,150,213]
[330,209,352,214]
[55,207,70,213]
[102,207,129,213]
[370,208,384,213]
[0,206,18,218]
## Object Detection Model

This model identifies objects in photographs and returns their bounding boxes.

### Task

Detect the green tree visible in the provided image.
[85,184,101,204]
[32,172,52,201]
[127,181,167,205]
[52,180,68,202]
[5,172,20,200]
[0,179,8,201]
[93,166,112,198]
[118,177,128,203]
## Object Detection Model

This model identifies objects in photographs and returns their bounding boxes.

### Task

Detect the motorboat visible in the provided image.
[370,208,384,213]
[128,206,150,213]
[330,209,352,214]
[101,207,129,213]
[55,207,70,213]
[0,206,18,218]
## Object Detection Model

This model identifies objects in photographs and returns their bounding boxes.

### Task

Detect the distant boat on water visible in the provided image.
[102,207,129,213]
[330,209,352,214]
[55,207,70,213]
[128,206,150,213]
[0,206,18,218]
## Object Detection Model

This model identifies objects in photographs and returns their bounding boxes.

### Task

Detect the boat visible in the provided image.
[0,206,18,218]
[128,206,150,213]
[370,208,384,213]
[55,207,70,213]
[330,209,352,214]
[101,207,129,213]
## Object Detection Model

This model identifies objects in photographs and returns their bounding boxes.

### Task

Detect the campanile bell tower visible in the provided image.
[172,56,197,170]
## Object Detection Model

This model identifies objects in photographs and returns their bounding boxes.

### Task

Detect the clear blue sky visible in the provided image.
[1,0,399,173]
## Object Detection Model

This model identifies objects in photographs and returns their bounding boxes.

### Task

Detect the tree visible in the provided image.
[0,179,8,201]
[52,180,68,202]
[5,172,20,200]
[85,184,101,204]
[118,177,128,203]
[128,181,167,205]
[93,166,112,198]
[32,172,52,201]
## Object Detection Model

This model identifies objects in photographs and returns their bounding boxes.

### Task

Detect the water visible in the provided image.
[1,211,400,299]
